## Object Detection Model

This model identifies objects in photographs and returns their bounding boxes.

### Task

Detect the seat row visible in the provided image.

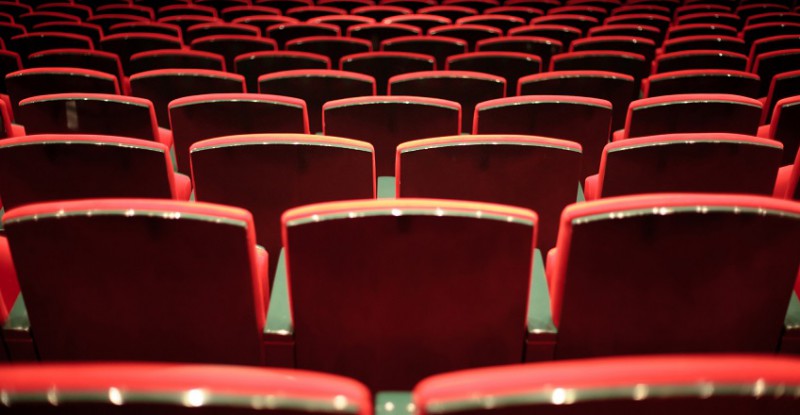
[3,355,800,414]
[2,88,799,178]
[1,193,799,390]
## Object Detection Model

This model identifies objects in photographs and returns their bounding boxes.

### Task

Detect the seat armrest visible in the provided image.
[584,174,599,201]
[264,248,295,367]
[526,248,557,362]
[774,165,794,198]
[757,123,771,138]
[9,123,24,137]
[256,245,269,317]
[376,392,414,415]
[612,129,625,141]
[157,127,174,149]
[172,172,192,201]
[780,291,800,354]
[377,176,396,199]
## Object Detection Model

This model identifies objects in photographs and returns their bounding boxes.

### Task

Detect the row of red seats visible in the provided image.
[1,193,798,390]
[3,355,800,414]
[1,72,798,177]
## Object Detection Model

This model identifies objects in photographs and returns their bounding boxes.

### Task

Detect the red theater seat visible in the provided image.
[191,133,375,285]
[286,36,372,68]
[380,35,467,68]
[762,95,800,166]
[32,21,103,47]
[753,48,800,97]
[518,70,635,132]
[397,134,581,252]
[169,93,309,173]
[428,24,503,52]
[100,33,184,75]
[259,69,375,133]
[184,21,261,44]
[347,22,421,51]
[0,362,371,415]
[9,32,93,65]
[642,69,761,98]
[584,133,783,200]
[389,70,504,133]
[660,34,747,55]
[309,14,376,33]
[235,50,330,93]
[266,22,340,49]
[2,199,266,363]
[18,93,172,149]
[474,95,612,179]
[191,34,278,71]
[0,135,188,211]
[341,51,434,95]
[550,50,649,91]
[618,93,762,140]
[414,355,800,415]
[447,51,541,96]
[129,49,226,74]
[108,21,184,39]
[509,24,582,48]
[652,49,749,73]
[6,67,120,118]
[281,198,536,390]
[530,194,800,360]
[130,68,245,128]
[589,23,663,45]
[571,35,657,62]
[476,36,563,70]
[27,49,126,91]
[665,22,738,40]
[761,69,800,124]
[324,95,461,176]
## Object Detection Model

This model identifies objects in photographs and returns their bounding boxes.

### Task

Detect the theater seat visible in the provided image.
[323,95,461,177]
[584,133,783,200]
[0,135,189,210]
[190,133,375,286]
[397,134,581,253]
[2,199,267,363]
[280,198,536,391]
[414,355,800,415]
[0,362,371,415]
[169,93,310,173]
[528,193,800,360]
[616,93,762,140]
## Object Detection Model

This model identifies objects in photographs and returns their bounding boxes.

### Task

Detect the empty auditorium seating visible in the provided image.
[530,193,800,360]
[169,93,309,173]
[130,68,246,128]
[6,67,120,118]
[617,93,762,140]
[100,33,184,75]
[397,134,581,252]
[571,35,657,62]
[762,95,800,166]
[761,69,800,124]
[191,133,375,284]
[642,69,761,98]
[380,35,468,68]
[267,22,340,49]
[191,34,278,71]
[0,362,371,415]
[389,70,504,133]
[753,48,800,96]
[584,133,783,200]
[428,24,503,51]
[9,32,93,65]
[652,49,750,73]
[474,95,612,178]
[414,355,800,415]
[2,199,265,363]
[341,51,435,95]
[324,96,460,177]
[27,48,128,92]
[129,49,226,74]
[510,24,582,48]
[286,36,372,67]
[236,51,331,93]
[446,51,541,96]
[348,22,421,50]
[476,36,563,69]
[281,198,536,390]
[259,69,375,133]
[0,135,189,211]
[18,93,172,149]
[518,70,635,132]
[550,50,649,90]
